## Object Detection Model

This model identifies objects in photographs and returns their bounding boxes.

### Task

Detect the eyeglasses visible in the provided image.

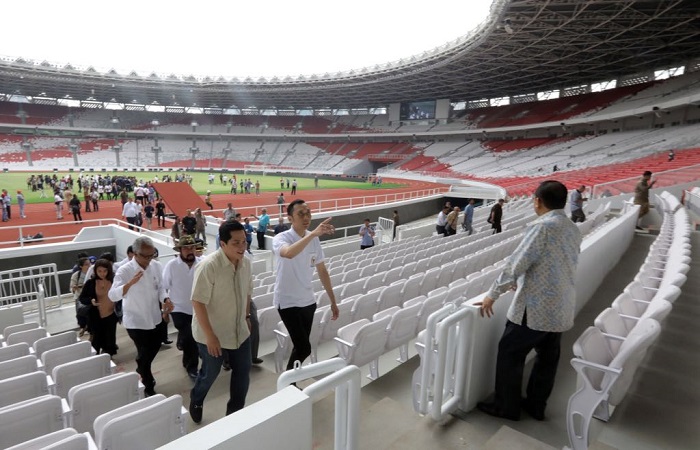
[138,253,156,259]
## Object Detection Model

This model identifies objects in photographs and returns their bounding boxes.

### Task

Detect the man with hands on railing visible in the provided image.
[475,180,581,422]
[273,199,339,372]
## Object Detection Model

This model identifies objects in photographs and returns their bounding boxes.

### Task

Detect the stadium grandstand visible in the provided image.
[0,0,699,449]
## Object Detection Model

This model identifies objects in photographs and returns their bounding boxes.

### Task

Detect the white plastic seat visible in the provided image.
[0,355,38,381]
[253,291,275,310]
[435,263,456,290]
[3,322,39,340]
[6,327,49,347]
[33,332,79,359]
[0,395,68,449]
[402,295,426,309]
[5,428,93,450]
[398,261,417,279]
[94,394,186,450]
[0,371,49,408]
[381,303,421,363]
[252,284,270,298]
[400,274,423,304]
[340,279,366,299]
[42,341,94,376]
[382,267,403,285]
[377,281,405,311]
[316,286,341,308]
[567,319,661,450]
[320,301,355,343]
[362,272,386,293]
[257,306,282,341]
[0,305,24,341]
[52,354,112,398]
[0,342,31,363]
[417,295,447,332]
[350,290,381,323]
[341,268,363,284]
[359,263,380,278]
[419,267,441,296]
[335,315,391,380]
[67,372,142,434]
[306,306,329,365]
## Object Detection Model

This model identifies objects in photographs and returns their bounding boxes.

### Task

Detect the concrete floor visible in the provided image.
[39,231,700,449]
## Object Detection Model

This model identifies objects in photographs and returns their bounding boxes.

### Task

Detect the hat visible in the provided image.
[173,235,197,250]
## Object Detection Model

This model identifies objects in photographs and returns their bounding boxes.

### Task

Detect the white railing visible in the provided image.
[0,263,62,314]
[37,281,47,327]
[277,358,361,450]
[377,216,395,243]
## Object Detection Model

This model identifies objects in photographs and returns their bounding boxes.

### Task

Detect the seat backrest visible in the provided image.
[320,301,354,342]
[0,355,37,381]
[594,308,631,338]
[0,305,24,338]
[572,327,615,390]
[52,354,112,398]
[382,266,403,286]
[377,282,404,311]
[341,268,362,284]
[3,322,39,339]
[33,331,79,359]
[607,318,661,405]
[3,428,80,450]
[0,370,49,408]
[0,342,30,364]
[68,372,141,434]
[0,395,65,449]
[351,291,381,322]
[308,306,329,351]
[402,295,426,309]
[6,327,48,347]
[639,299,672,323]
[419,267,441,296]
[42,341,94,376]
[363,272,386,293]
[611,292,645,318]
[653,284,681,304]
[346,316,392,368]
[254,291,275,310]
[385,303,422,350]
[400,275,423,304]
[340,279,366,299]
[96,395,185,450]
[417,295,448,332]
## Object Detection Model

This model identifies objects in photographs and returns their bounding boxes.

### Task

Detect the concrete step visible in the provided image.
[482,425,558,450]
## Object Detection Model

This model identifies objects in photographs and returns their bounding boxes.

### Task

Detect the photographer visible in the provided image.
[359,218,376,250]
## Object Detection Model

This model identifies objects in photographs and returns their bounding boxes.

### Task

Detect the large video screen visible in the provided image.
[400,100,436,120]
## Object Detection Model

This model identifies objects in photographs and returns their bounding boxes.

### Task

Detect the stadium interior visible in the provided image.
[0,0,699,449]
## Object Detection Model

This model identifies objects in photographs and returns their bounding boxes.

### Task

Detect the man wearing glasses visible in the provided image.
[109,236,172,397]
[273,199,339,372]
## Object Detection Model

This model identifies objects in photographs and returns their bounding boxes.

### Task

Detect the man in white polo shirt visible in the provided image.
[162,235,201,380]
[273,199,339,372]
[109,236,173,396]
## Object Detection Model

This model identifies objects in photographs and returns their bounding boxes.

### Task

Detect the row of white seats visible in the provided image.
[565,192,691,450]
[1,393,185,450]
[272,260,506,377]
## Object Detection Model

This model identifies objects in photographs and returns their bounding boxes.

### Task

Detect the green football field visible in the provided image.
[3,171,404,204]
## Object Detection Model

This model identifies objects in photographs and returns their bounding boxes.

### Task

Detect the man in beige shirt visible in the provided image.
[189,220,253,424]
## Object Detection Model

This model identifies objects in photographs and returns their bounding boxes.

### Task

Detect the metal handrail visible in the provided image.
[277,358,361,450]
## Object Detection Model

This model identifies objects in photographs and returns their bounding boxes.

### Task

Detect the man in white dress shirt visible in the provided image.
[109,236,173,396]
[162,235,201,379]
[122,197,139,230]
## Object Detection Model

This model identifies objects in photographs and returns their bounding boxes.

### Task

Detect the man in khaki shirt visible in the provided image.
[189,220,253,424]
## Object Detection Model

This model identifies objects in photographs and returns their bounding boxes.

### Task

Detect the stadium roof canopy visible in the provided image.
[0,0,699,110]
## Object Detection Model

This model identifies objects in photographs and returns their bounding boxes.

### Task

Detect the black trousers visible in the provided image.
[91,313,118,356]
[126,216,136,230]
[256,231,266,250]
[249,301,260,360]
[127,321,167,389]
[171,312,199,373]
[494,318,562,417]
[278,303,316,370]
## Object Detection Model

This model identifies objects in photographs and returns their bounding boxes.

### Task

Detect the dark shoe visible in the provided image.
[222,360,231,371]
[252,358,263,365]
[521,399,545,421]
[477,401,520,421]
[162,339,173,345]
[144,386,157,397]
[189,401,203,424]
[176,343,183,351]
[187,369,199,380]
